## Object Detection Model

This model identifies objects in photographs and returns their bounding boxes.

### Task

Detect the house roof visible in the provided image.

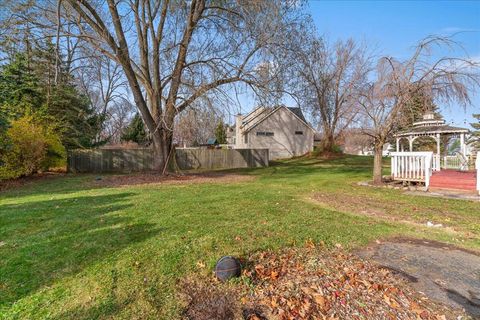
[287,107,307,123]
[206,138,218,145]
[240,106,314,133]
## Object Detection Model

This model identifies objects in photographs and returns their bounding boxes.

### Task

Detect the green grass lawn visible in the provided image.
[1,156,479,319]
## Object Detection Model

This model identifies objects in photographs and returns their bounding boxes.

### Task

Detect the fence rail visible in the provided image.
[67,148,268,173]
[391,152,433,188]
[442,155,461,169]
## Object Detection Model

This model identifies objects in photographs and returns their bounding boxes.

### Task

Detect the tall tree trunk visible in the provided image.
[321,128,336,152]
[151,132,166,171]
[372,141,384,184]
[151,123,173,172]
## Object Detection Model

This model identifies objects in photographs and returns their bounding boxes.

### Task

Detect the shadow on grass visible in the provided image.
[0,192,161,309]
[0,155,383,200]
[0,173,104,200]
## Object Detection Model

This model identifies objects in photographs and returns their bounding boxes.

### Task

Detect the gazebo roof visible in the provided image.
[394,112,469,137]
[395,124,469,137]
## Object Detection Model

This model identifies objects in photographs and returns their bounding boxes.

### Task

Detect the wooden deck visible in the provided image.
[429,170,477,192]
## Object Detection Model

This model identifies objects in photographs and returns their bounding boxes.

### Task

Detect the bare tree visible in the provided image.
[286,35,371,151]
[105,99,136,144]
[76,52,129,144]
[358,36,480,184]
[173,105,221,147]
[57,0,301,170]
[342,129,374,155]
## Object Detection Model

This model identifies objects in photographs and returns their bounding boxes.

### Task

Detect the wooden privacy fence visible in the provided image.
[68,149,155,173]
[175,148,268,170]
[68,148,269,173]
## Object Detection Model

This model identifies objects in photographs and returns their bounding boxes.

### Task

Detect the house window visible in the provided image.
[295,131,304,135]
[256,131,274,136]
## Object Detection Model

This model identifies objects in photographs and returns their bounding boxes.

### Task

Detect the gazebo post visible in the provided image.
[408,136,413,152]
[460,133,466,156]
[396,138,399,152]
[436,133,440,156]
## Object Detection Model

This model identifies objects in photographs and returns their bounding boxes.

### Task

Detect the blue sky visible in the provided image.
[308,0,480,127]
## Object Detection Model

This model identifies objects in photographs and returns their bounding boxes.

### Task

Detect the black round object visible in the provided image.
[215,256,241,282]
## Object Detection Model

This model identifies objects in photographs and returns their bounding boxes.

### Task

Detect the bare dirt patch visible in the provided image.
[180,278,243,320]
[95,172,255,188]
[181,245,468,319]
[309,192,479,236]
[357,238,480,318]
[312,192,433,222]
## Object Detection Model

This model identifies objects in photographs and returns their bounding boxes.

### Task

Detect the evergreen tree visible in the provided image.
[390,85,440,150]
[0,53,43,117]
[31,40,103,148]
[0,45,103,149]
[215,121,227,144]
[121,113,148,145]
[469,114,480,152]
[47,83,102,149]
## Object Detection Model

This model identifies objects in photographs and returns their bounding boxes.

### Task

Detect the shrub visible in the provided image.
[311,144,344,158]
[0,115,65,179]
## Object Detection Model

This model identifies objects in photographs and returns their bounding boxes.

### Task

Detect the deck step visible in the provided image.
[430,181,476,188]
[428,169,477,191]
[430,184,476,190]
[430,180,476,184]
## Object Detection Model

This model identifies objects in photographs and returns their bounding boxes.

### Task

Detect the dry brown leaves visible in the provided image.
[241,244,466,320]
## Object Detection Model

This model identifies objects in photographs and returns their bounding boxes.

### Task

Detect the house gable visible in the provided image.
[243,106,314,134]
[247,107,315,159]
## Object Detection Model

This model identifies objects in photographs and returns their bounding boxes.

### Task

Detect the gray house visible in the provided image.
[229,106,315,160]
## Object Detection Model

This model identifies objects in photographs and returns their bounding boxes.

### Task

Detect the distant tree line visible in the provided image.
[0,0,478,183]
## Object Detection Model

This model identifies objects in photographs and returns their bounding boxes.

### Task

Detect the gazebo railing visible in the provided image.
[391,152,433,188]
[442,155,461,169]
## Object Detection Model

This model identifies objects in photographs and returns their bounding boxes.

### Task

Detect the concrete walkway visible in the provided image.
[405,189,480,201]
[357,239,480,317]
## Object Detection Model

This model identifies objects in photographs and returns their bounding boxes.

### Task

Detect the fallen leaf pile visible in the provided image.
[241,245,467,320]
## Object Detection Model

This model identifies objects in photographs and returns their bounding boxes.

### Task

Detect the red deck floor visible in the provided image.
[430,169,477,191]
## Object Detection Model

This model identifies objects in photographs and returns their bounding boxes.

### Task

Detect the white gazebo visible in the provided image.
[390,112,479,194]
[394,112,469,156]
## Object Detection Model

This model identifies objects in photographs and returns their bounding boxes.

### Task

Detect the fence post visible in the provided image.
[425,152,432,190]
[391,156,395,178]
[476,152,480,195]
